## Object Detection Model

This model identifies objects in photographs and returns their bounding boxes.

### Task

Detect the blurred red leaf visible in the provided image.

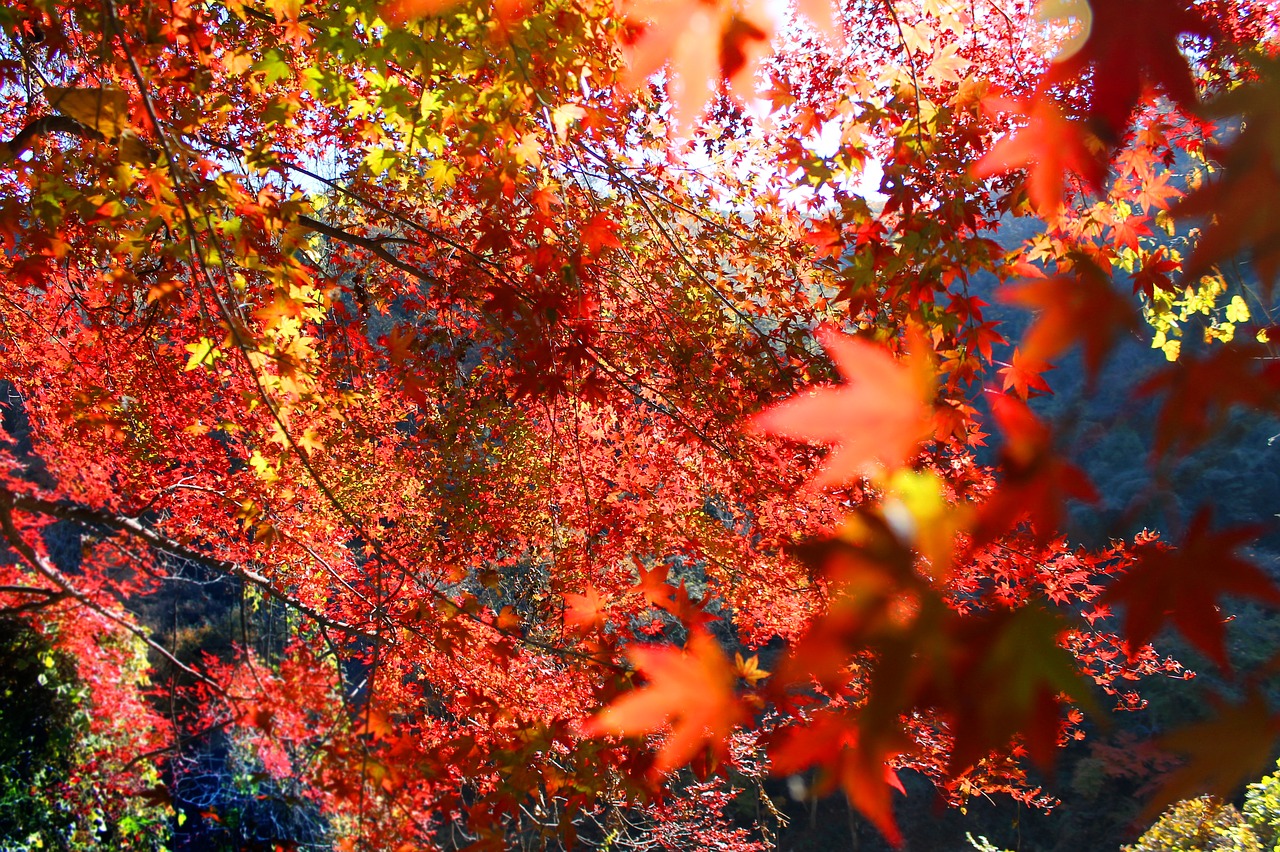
[753,327,933,486]
[1146,690,1280,822]
[946,604,1098,774]
[1174,61,1280,290]
[973,98,1107,214]
[1000,262,1136,382]
[974,395,1097,543]
[1140,342,1280,457]
[1102,510,1280,670]
[1045,0,1211,139]
[564,586,606,634]
[770,712,907,847]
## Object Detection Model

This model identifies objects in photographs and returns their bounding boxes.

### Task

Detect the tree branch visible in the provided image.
[2,114,105,158]
[298,214,445,289]
[0,486,380,641]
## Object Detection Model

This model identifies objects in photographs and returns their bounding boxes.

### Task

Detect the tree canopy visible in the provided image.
[1,0,1279,846]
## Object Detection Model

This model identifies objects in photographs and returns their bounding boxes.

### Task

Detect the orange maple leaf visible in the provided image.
[563,587,606,634]
[794,0,837,36]
[380,0,460,24]
[753,327,933,486]
[581,213,623,256]
[973,97,1107,215]
[632,560,676,608]
[582,629,744,775]
[997,348,1053,400]
[733,651,770,685]
[620,0,773,130]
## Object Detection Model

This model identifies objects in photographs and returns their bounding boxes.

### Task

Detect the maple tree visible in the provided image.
[0,0,1279,846]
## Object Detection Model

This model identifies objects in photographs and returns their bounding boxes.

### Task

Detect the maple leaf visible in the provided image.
[1131,246,1180,300]
[974,394,1098,543]
[946,603,1099,774]
[1043,0,1211,140]
[769,712,908,847]
[1175,65,1280,292]
[998,348,1054,400]
[803,219,844,260]
[1110,214,1153,253]
[620,0,774,128]
[550,104,587,143]
[1135,171,1183,212]
[563,587,606,634]
[254,290,306,331]
[1101,510,1280,670]
[733,651,770,685]
[1140,342,1280,457]
[380,0,462,24]
[184,337,223,371]
[45,86,131,139]
[621,0,717,130]
[794,0,836,36]
[778,534,917,688]
[581,213,623,256]
[1145,689,1280,822]
[668,579,719,632]
[582,630,744,775]
[923,43,968,85]
[972,97,1107,215]
[719,14,770,103]
[999,261,1136,382]
[494,606,520,632]
[753,327,934,486]
[632,560,676,609]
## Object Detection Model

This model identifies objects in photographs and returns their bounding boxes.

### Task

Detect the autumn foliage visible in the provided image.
[0,0,1279,846]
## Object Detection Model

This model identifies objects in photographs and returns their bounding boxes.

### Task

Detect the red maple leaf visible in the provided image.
[974,395,1098,543]
[753,327,933,486]
[380,0,461,23]
[769,712,907,847]
[1135,171,1183,212]
[1110,214,1153,253]
[1131,246,1180,300]
[803,219,844,260]
[581,214,624,256]
[1176,134,1280,290]
[945,604,1098,775]
[1102,510,1280,670]
[1000,262,1137,382]
[1140,342,1280,457]
[632,560,676,609]
[1044,0,1211,140]
[1147,690,1280,822]
[668,580,719,632]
